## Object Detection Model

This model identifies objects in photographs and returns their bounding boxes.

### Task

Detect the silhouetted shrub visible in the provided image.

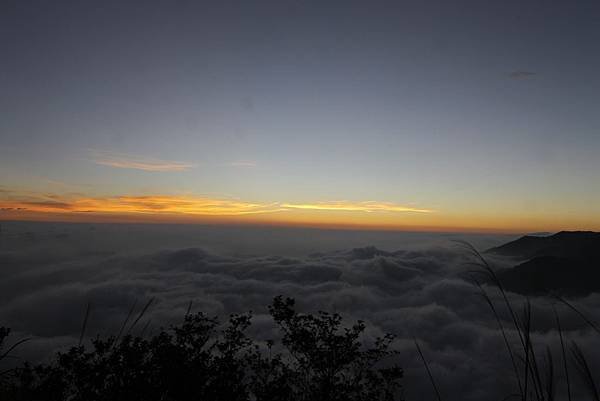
[0,297,403,401]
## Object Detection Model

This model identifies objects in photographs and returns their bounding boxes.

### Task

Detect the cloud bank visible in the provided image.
[0,223,598,401]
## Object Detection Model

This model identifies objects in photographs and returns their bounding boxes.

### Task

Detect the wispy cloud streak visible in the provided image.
[281,201,433,213]
[508,70,536,79]
[91,150,195,172]
[0,187,434,226]
[0,194,280,216]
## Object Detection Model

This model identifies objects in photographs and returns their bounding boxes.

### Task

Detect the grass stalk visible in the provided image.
[78,302,91,346]
[472,277,524,400]
[553,307,571,401]
[554,295,600,335]
[414,338,442,401]
[112,299,137,348]
[127,298,154,334]
[570,341,599,401]
[543,347,555,401]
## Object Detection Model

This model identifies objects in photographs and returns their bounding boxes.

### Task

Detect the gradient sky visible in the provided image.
[1,0,599,232]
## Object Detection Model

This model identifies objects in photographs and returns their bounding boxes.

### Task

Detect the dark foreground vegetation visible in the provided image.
[0,296,403,401]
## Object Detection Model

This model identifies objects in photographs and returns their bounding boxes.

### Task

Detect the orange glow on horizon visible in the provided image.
[281,201,432,213]
[0,195,282,216]
[1,190,599,234]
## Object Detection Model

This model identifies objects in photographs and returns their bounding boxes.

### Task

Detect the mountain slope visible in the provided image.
[487,231,600,259]
[486,231,600,296]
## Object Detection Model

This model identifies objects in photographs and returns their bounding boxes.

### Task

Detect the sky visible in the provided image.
[1,0,599,232]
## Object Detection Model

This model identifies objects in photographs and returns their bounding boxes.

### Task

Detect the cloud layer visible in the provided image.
[0,223,599,401]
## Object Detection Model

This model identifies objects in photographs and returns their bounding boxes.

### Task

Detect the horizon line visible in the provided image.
[0,216,580,236]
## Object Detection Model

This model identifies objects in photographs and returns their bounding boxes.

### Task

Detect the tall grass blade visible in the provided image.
[0,337,31,362]
[555,295,600,335]
[112,299,137,348]
[127,298,154,334]
[455,241,527,353]
[471,276,524,400]
[457,241,531,400]
[414,338,442,401]
[521,301,531,401]
[78,302,91,346]
[521,301,543,401]
[553,307,571,401]
[140,320,152,337]
[570,341,599,401]
[544,346,555,401]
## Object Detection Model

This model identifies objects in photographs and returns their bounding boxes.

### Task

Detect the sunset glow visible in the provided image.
[1,187,598,233]
[280,202,432,213]
[0,189,434,223]
[0,193,280,216]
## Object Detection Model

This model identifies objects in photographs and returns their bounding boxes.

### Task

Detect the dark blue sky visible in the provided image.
[1,0,599,231]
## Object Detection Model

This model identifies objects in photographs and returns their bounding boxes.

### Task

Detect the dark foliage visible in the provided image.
[0,297,402,401]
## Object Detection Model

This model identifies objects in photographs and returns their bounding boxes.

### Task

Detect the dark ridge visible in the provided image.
[486,231,600,260]
[497,256,600,296]
[487,231,600,296]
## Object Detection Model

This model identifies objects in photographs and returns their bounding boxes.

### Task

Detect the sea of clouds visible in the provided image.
[1,221,599,401]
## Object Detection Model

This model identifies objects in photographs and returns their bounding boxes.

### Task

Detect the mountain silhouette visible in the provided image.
[485,231,600,296]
